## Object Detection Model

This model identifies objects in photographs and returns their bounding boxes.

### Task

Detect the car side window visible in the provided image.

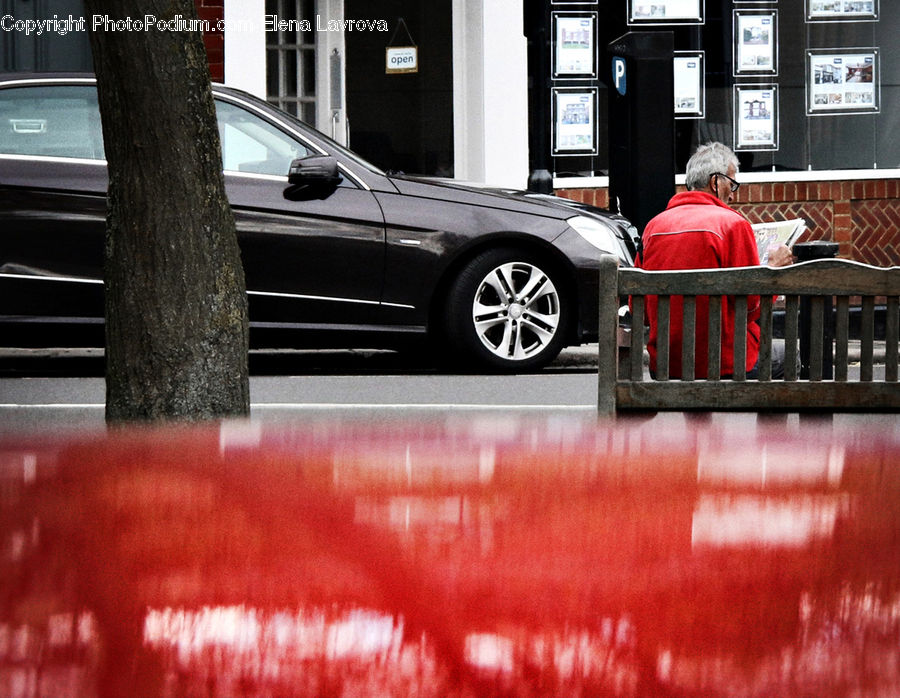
[0,85,105,160]
[215,99,314,177]
[0,85,348,183]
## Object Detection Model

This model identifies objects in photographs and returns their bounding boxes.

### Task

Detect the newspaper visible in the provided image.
[751,218,806,264]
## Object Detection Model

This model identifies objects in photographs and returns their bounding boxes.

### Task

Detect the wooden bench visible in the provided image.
[597,256,900,414]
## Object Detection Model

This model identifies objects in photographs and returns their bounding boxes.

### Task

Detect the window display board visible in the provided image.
[734,11,778,76]
[674,51,705,118]
[628,0,704,25]
[734,84,778,150]
[807,49,880,114]
[807,0,878,22]
[552,13,597,79]
[552,88,598,156]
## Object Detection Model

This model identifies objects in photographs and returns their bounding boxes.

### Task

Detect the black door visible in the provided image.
[227,176,388,330]
[215,98,388,337]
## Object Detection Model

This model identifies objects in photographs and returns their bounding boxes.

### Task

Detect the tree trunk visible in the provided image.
[85,1,250,422]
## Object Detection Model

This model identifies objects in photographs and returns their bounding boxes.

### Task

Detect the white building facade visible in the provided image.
[223,0,530,190]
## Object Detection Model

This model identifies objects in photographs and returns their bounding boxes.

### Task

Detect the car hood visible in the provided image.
[388,174,616,222]
[386,175,639,259]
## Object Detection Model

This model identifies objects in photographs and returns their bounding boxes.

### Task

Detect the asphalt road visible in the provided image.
[0,342,884,434]
[0,345,602,433]
[0,344,598,376]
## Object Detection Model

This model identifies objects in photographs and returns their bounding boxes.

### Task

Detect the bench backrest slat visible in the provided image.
[656,296,670,380]
[888,297,900,382]
[708,295,722,381]
[809,297,825,381]
[758,296,774,381]
[835,297,850,381]
[681,296,696,381]
[784,296,800,382]
[733,296,748,381]
[630,295,646,381]
[862,297,875,382]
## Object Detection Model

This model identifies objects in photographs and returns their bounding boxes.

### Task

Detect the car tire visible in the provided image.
[445,248,570,371]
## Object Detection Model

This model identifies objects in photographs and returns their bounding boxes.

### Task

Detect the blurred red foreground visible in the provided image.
[1,415,899,697]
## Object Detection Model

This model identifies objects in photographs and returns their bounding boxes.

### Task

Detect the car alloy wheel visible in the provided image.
[473,260,561,359]
[446,248,569,370]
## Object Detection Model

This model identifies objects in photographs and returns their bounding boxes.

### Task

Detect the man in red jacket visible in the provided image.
[638,142,793,379]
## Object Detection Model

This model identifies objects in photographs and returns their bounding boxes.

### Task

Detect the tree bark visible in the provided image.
[85,1,250,422]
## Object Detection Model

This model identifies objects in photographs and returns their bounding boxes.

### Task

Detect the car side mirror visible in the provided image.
[287,155,342,187]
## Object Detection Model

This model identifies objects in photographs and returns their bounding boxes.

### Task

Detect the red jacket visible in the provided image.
[638,191,761,378]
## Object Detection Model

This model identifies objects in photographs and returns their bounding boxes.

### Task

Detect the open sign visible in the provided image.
[386,46,418,74]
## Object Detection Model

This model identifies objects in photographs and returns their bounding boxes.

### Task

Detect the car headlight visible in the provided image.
[566,215,620,255]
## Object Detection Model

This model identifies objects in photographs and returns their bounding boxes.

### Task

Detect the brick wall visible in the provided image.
[195,0,225,82]
[557,179,900,266]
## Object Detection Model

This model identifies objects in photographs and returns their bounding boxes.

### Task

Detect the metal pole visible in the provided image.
[524,0,552,194]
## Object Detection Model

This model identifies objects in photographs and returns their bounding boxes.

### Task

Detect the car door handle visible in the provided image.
[10,119,47,134]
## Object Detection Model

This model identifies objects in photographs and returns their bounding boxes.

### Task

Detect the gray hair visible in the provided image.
[684,142,739,191]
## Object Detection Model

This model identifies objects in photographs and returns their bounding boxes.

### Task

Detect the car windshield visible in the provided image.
[245,95,386,177]
[309,123,387,177]
[232,91,384,176]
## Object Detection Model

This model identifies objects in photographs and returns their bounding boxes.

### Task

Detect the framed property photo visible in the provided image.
[628,0,704,25]
[807,49,880,115]
[807,0,878,22]
[674,51,705,118]
[552,88,598,156]
[552,13,597,79]
[734,84,778,151]
[734,11,778,76]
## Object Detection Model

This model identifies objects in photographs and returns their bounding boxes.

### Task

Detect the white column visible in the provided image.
[316,0,348,144]
[453,0,528,189]
[223,0,267,99]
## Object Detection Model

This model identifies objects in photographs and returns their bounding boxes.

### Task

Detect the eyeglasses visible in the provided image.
[711,172,741,193]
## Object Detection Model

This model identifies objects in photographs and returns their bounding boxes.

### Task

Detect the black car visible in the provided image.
[0,74,637,371]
